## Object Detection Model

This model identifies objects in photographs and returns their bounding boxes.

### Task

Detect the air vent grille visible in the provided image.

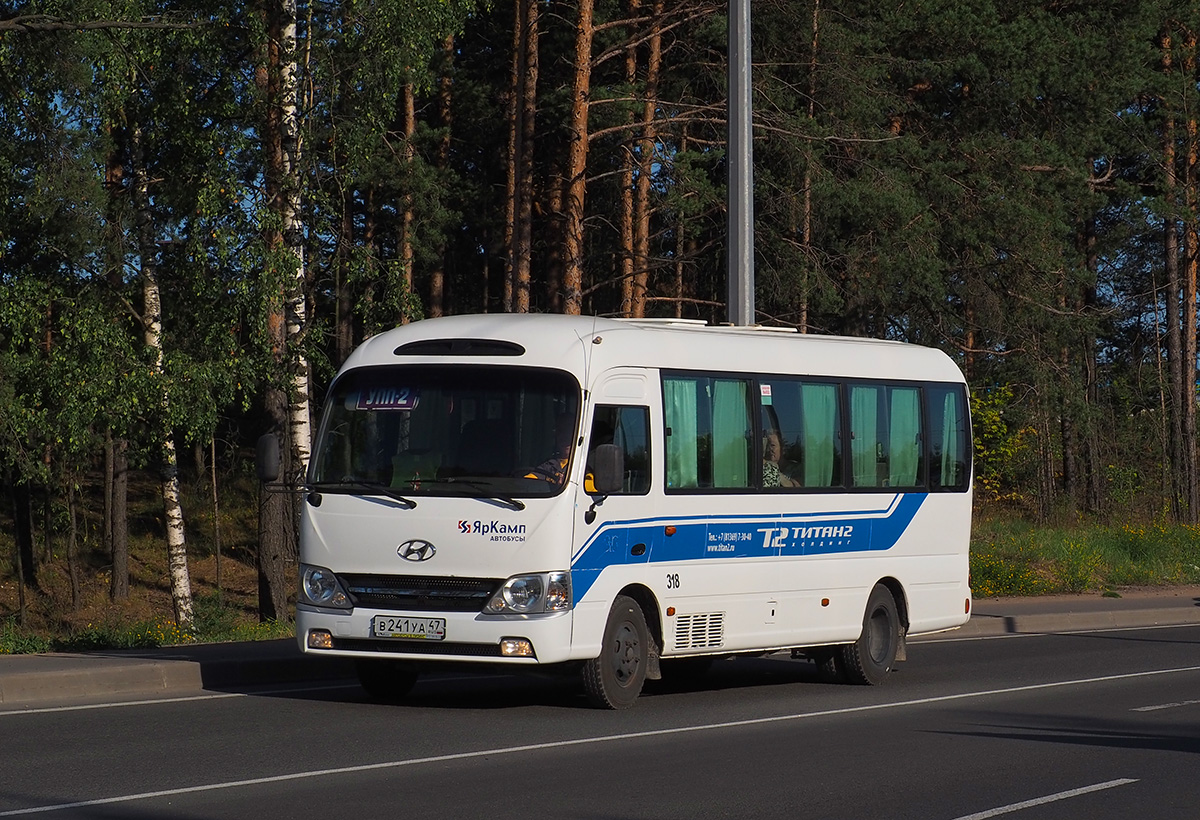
[674,612,725,650]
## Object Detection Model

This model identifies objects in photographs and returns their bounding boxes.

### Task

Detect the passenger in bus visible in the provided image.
[524,415,576,485]
[762,429,799,488]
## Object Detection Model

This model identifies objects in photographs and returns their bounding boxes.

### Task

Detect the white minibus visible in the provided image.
[288,313,973,708]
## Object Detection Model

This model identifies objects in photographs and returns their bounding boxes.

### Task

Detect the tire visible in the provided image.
[582,595,650,709]
[355,658,419,702]
[810,647,846,683]
[839,584,900,686]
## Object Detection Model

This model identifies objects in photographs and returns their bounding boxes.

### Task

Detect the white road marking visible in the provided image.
[912,621,1200,644]
[1131,698,1200,712]
[0,674,515,718]
[1,665,1197,817]
[0,684,360,717]
[950,778,1138,820]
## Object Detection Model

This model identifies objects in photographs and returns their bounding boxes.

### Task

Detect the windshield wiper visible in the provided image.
[416,478,526,511]
[309,481,417,508]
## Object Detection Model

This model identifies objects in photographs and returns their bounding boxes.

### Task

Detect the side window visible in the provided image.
[758,379,842,489]
[850,383,925,489]
[663,374,752,491]
[887,386,924,488]
[850,385,884,488]
[588,406,651,494]
[927,384,970,491]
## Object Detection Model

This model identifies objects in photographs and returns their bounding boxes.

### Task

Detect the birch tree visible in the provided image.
[258,0,307,621]
[129,121,193,626]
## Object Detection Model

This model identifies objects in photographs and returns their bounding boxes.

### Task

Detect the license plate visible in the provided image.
[372,615,446,641]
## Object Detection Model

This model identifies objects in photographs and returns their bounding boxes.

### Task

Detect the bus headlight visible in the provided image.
[299,564,352,609]
[485,572,571,614]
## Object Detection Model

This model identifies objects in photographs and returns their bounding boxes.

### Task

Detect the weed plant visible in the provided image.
[0,594,292,655]
[971,518,1200,597]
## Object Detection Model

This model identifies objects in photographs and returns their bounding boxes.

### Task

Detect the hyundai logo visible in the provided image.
[397,539,437,562]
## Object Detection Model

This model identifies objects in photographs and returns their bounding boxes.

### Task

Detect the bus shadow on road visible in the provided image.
[929,712,1200,755]
[249,653,835,710]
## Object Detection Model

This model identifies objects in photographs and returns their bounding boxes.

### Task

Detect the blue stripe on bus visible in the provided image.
[570,493,927,603]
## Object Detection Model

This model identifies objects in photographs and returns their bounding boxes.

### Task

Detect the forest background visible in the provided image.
[3,0,1200,647]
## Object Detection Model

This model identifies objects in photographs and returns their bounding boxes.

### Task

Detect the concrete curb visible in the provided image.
[946,606,1200,639]
[0,653,204,705]
[0,641,354,707]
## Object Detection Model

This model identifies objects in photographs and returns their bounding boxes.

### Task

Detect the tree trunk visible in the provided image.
[561,0,596,315]
[334,14,355,365]
[619,2,638,317]
[211,437,223,595]
[258,386,296,623]
[1183,29,1199,522]
[258,0,308,621]
[800,0,819,332]
[400,82,416,322]
[504,0,521,311]
[631,0,663,318]
[281,17,312,478]
[619,16,638,316]
[1081,216,1103,515]
[67,481,80,611]
[505,0,538,313]
[335,186,355,365]
[110,436,129,601]
[429,34,454,319]
[546,155,565,312]
[516,0,538,313]
[132,120,194,627]
[1163,29,1186,522]
[13,480,37,592]
[1036,403,1055,522]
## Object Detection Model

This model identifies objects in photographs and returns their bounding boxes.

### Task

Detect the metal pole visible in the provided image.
[727,0,754,325]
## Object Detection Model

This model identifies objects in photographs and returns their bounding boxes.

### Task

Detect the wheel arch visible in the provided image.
[875,576,909,631]
[616,583,663,658]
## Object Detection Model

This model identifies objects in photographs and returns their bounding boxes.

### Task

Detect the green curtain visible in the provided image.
[712,379,749,487]
[801,383,837,487]
[941,391,960,488]
[888,387,920,487]
[851,386,878,487]
[664,378,698,488]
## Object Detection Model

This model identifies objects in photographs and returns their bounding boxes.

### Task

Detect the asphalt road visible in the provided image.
[2,621,1198,819]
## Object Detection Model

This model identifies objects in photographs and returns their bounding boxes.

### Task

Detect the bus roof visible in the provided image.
[341,314,967,385]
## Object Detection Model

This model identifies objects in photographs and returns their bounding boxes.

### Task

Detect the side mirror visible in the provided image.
[591,443,623,496]
[256,433,281,483]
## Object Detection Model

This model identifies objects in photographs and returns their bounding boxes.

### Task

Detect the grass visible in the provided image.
[970,517,1200,598]
[0,470,295,655]
[0,593,294,655]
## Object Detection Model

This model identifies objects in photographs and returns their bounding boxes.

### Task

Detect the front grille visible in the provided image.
[340,574,501,612]
[332,637,505,657]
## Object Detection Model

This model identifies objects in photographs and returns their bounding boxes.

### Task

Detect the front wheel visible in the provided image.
[582,595,650,709]
[839,583,901,685]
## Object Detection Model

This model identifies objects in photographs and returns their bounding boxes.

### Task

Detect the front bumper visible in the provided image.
[296,605,575,665]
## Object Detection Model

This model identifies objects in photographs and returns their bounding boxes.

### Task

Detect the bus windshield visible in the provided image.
[309,365,581,499]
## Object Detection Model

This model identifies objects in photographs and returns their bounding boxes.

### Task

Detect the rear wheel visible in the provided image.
[582,595,650,709]
[839,584,900,685]
[355,658,419,702]
[810,647,845,683]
